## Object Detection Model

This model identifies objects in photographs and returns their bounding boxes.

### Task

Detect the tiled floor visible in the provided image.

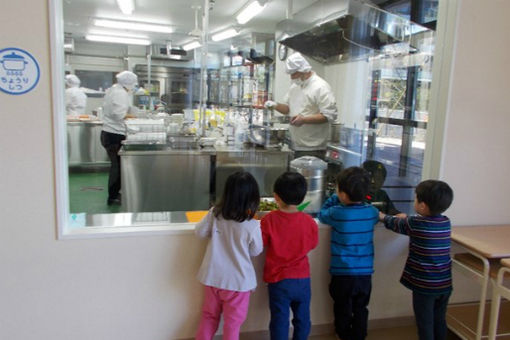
[308,326,462,340]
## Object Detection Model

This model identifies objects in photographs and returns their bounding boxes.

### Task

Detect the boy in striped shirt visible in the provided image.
[379,180,454,340]
[318,167,379,340]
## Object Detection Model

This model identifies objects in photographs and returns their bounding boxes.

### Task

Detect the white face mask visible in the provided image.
[291,78,304,87]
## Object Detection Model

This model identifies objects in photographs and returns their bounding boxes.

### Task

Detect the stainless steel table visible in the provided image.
[119,144,293,213]
[67,120,109,166]
[119,147,215,212]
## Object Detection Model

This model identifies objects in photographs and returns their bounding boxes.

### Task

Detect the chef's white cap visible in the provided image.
[65,74,80,88]
[285,52,312,74]
[116,71,138,90]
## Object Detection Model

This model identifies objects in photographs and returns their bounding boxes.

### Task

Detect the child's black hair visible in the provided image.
[214,171,260,222]
[336,167,370,202]
[415,180,453,215]
[274,171,307,205]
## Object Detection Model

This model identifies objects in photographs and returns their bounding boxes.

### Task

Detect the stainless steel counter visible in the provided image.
[119,144,293,212]
[67,120,109,166]
[214,145,293,198]
[119,147,215,212]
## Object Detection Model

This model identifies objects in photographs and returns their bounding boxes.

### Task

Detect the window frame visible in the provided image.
[49,0,458,239]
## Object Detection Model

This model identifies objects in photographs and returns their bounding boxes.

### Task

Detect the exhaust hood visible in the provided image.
[276,0,429,64]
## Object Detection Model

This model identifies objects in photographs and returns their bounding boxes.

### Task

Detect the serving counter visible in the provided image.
[119,145,293,213]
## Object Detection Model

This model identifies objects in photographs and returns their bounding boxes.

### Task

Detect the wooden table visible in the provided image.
[448,225,510,340]
[452,225,510,259]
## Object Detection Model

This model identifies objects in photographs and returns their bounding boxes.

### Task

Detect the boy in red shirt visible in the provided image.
[261,172,319,340]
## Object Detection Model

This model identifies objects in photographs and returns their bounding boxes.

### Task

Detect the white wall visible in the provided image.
[324,60,370,127]
[274,50,369,128]
[438,0,510,225]
[1,0,508,339]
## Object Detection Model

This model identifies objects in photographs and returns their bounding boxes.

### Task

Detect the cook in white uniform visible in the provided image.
[100,71,138,205]
[64,74,87,115]
[265,52,338,159]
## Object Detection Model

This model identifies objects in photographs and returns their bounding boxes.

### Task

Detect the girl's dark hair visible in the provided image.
[415,180,453,215]
[213,171,260,222]
[274,171,307,205]
[336,167,370,202]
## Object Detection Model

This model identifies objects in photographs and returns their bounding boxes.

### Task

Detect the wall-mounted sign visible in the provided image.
[0,47,40,95]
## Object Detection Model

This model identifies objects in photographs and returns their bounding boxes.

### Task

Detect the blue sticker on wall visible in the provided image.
[0,47,40,95]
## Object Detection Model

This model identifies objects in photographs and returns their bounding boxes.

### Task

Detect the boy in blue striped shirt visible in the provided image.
[318,167,379,340]
[379,180,454,340]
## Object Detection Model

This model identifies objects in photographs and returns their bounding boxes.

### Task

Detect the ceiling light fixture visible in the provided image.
[211,28,239,42]
[182,41,202,51]
[94,19,173,33]
[116,0,135,15]
[236,1,267,25]
[85,34,151,46]
[88,29,148,39]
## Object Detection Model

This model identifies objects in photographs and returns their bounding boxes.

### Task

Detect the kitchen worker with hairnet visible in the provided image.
[265,52,338,159]
[101,70,138,206]
[64,74,87,116]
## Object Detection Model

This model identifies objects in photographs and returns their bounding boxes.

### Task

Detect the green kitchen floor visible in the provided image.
[69,171,123,214]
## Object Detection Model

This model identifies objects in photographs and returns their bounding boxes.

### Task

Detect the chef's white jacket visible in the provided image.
[101,84,137,135]
[283,72,338,151]
[65,87,87,115]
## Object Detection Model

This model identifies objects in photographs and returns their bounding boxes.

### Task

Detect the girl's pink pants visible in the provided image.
[195,285,251,340]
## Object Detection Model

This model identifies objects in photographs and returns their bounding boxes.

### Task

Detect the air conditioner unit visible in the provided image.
[151,44,190,61]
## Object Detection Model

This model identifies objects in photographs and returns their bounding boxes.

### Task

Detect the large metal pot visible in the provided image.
[290,156,328,214]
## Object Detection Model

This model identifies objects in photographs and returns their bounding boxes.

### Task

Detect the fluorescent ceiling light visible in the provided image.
[182,41,202,51]
[116,0,135,15]
[211,28,239,42]
[88,29,148,39]
[236,1,266,25]
[94,19,173,33]
[85,34,151,46]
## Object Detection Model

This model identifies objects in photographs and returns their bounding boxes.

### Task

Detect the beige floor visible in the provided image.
[308,325,462,340]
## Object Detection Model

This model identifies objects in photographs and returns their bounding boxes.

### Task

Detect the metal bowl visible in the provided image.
[248,125,287,146]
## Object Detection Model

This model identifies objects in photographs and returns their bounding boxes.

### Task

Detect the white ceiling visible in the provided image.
[64,0,388,52]
[63,0,322,49]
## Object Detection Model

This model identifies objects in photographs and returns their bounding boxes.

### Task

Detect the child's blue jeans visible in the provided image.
[268,278,311,340]
[412,291,451,340]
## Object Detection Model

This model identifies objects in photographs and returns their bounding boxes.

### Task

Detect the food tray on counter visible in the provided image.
[121,140,167,151]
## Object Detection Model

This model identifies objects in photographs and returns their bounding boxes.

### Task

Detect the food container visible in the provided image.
[168,135,198,149]
[167,122,180,135]
[121,140,166,151]
[126,132,167,143]
[199,137,216,148]
[248,125,287,147]
[125,119,165,133]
